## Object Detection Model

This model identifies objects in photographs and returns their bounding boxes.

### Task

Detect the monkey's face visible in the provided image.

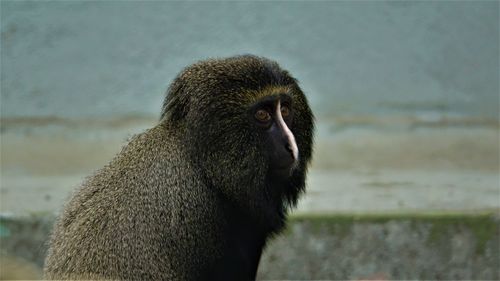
[249,92,299,179]
[162,55,314,229]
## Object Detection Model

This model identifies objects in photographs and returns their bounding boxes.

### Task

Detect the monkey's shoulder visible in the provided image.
[46,124,220,279]
[60,124,211,227]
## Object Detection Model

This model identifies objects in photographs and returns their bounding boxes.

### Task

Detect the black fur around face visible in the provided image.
[162,55,314,232]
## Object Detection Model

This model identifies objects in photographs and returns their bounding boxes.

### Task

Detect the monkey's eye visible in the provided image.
[255,109,271,123]
[281,105,290,117]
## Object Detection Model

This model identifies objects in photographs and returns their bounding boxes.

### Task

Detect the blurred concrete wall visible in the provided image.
[1,214,499,280]
[1,1,498,119]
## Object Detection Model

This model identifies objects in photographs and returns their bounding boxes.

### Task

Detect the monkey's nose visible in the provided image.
[285,138,299,160]
[284,141,298,161]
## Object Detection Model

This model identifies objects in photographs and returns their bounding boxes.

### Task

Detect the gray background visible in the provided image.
[2,1,498,119]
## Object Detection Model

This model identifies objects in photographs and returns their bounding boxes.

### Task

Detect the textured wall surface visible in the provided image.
[259,215,500,280]
[1,214,499,280]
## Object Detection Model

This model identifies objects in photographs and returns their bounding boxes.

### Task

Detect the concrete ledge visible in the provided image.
[1,213,499,280]
[259,213,500,280]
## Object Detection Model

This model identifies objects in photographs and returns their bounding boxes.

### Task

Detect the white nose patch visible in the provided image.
[276,100,299,161]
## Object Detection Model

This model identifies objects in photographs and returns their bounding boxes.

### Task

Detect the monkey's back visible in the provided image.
[44,123,223,280]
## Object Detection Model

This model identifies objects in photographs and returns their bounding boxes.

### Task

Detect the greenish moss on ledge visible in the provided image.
[287,211,499,254]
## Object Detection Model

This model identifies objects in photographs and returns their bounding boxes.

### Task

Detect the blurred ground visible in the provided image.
[1,115,498,216]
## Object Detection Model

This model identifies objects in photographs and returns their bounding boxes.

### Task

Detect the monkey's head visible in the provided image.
[161,55,314,231]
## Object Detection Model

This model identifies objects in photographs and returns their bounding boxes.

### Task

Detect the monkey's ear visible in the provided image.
[160,80,190,122]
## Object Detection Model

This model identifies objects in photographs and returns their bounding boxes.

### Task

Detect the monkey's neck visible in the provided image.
[210,202,268,281]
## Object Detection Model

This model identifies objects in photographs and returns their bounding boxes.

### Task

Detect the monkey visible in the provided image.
[43,55,314,281]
